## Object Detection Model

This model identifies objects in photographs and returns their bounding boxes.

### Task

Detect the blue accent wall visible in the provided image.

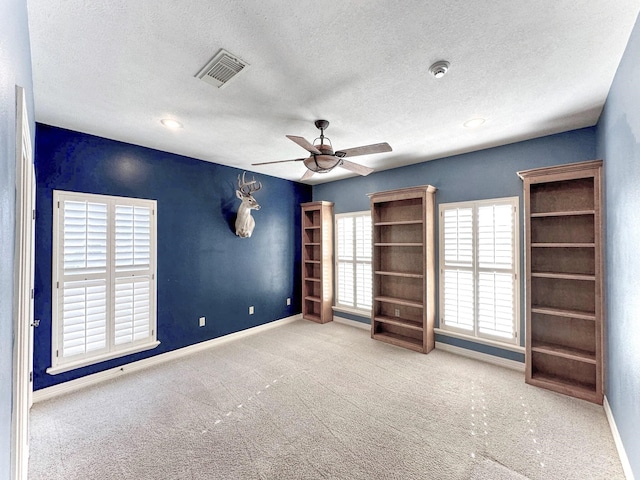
[314,127,597,362]
[333,310,371,325]
[0,0,34,475]
[596,11,640,477]
[33,124,311,390]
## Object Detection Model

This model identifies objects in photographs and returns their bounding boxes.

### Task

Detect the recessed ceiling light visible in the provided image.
[463,118,486,129]
[161,118,183,129]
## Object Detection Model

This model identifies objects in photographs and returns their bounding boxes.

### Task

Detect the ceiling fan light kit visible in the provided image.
[253,119,392,181]
[304,144,342,173]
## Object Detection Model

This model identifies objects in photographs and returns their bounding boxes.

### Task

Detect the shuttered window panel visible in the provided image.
[337,216,354,262]
[52,191,157,371]
[114,276,151,345]
[355,215,372,261]
[443,207,473,266]
[442,206,474,330]
[439,198,519,344]
[115,205,151,270]
[478,204,513,269]
[337,261,354,306]
[443,269,474,331]
[61,279,107,357]
[356,262,372,310]
[335,212,372,311]
[63,200,107,273]
[478,272,514,339]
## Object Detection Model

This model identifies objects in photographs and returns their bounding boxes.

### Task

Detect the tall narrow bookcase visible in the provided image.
[369,185,437,353]
[518,160,604,404]
[301,201,334,324]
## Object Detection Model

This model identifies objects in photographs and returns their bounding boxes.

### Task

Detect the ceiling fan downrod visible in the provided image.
[310,119,340,172]
[315,119,330,146]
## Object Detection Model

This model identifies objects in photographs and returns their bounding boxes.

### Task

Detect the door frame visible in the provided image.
[11,85,35,480]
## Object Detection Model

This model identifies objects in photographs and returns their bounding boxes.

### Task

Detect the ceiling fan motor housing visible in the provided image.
[314,119,330,130]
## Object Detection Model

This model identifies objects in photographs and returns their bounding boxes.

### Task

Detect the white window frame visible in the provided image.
[438,197,520,345]
[48,191,159,374]
[334,211,372,315]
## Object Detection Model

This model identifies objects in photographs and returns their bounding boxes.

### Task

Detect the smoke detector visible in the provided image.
[196,49,249,88]
[429,60,450,79]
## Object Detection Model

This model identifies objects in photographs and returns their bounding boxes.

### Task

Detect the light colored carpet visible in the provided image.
[28,320,624,479]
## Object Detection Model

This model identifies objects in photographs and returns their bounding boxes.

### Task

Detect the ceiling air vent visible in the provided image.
[196,49,249,88]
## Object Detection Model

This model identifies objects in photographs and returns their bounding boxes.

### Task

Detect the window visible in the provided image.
[439,197,519,344]
[335,211,372,312]
[49,191,158,374]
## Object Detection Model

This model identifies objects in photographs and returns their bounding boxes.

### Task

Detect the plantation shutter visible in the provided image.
[336,216,355,307]
[477,204,515,339]
[442,207,474,331]
[439,198,518,344]
[335,212,372,311]
[60,200,108,358]
[114,278,151,344]
[355,215,372,309]
[114,205,153,345]
[52,191,157,371]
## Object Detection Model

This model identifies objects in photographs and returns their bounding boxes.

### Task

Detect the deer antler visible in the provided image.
[237,172,262,195]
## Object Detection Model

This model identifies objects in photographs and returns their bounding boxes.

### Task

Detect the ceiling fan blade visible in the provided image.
[339,159,374,176]
[335,142,392,158]
[252,158,306,166]
[300,169,315,181]
[286,135,322,155]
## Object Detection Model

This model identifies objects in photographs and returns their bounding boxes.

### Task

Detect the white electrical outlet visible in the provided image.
[199,316,205,327]
[249,306,254,315]
[286,298,291,306]
[394,308,400,317]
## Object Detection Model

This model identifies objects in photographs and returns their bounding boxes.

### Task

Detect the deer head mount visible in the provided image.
[235,172,262,238]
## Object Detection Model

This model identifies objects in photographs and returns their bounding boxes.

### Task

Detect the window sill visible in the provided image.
[47,340,161,375]
[332,305,371,317]
[434,328,524,353]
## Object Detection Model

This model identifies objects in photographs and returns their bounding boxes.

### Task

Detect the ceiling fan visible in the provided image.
[252,120,392,181]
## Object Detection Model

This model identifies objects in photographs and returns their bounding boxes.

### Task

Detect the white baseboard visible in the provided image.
[435,341,525,372]
[604,396,635,480]
[333,316,370,331]
[33,314,302,403]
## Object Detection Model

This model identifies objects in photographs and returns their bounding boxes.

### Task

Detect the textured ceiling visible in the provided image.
[27,1,640,184]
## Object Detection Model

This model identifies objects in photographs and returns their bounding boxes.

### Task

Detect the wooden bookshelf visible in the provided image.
[518,160,604,404]
[368,185,437,353]
[301,201,334,324]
